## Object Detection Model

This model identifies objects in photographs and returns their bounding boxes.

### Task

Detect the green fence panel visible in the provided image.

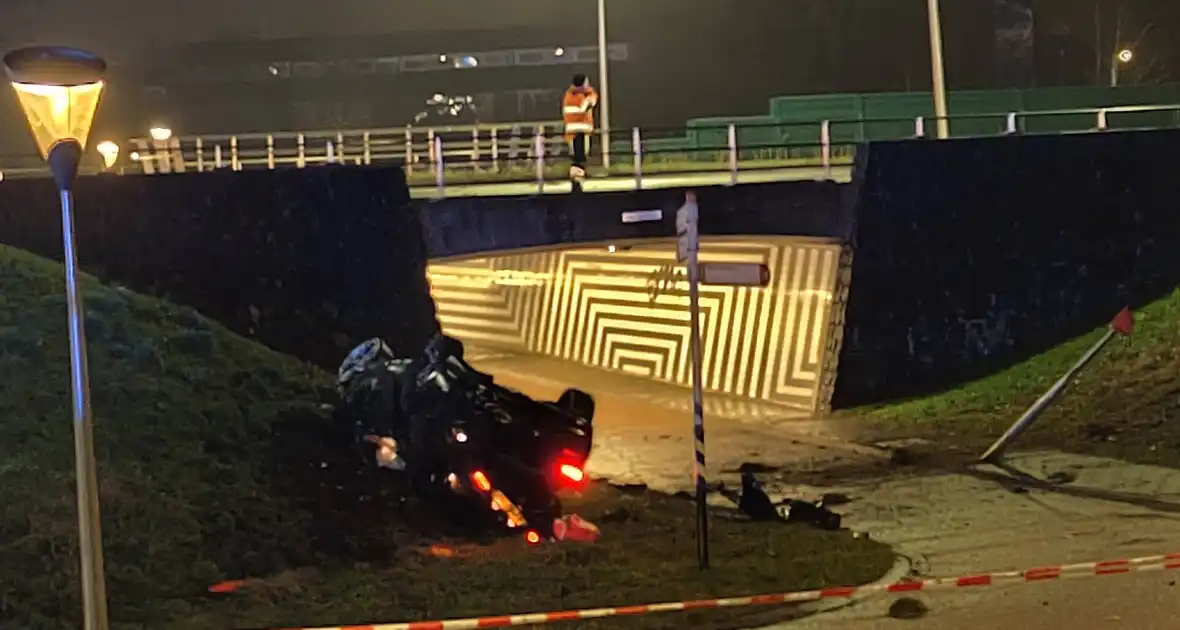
[947,89,1023,136]
[1020,86,1113,133]
[769,93,863,145]
[859,92,932,140]
[1100,85,1180,130]
[686,115,783,158]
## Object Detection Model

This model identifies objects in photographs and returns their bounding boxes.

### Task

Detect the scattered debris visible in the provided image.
[718,472,843,531]
[889,447,917,466]
[821,492,854,507]
[888,596,929,619]
[1046,470,1078,485]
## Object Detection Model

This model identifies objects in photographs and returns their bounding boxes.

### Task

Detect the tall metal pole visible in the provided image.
[59,184,110,630]
[688,245,708,569]
[926,0,950,139]
[596,0,612,168]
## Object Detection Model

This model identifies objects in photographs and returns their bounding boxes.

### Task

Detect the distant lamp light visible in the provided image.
[439,54,448,63]
[129,150,140,161]
[149,126,171,141]
[457,55,477,68]
[555,46,565,56]
[1117,49,1133,63]
[96,141,118,168]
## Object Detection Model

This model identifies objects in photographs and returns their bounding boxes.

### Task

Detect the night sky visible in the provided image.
[0,1,1177,133]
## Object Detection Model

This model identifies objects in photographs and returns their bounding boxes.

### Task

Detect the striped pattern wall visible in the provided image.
[427,237,843,411]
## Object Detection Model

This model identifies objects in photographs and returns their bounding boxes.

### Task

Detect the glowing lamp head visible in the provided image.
[96,140,118,168]
[3,46,106,159]
[149,126,172,141]
[525,530,542,545]
[1117,49,1133,63]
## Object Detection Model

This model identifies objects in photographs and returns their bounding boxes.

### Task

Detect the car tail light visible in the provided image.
[553,448,587,488]
[559,463,585,483]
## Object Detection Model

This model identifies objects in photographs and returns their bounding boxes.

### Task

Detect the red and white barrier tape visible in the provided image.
[277,551,1180,630]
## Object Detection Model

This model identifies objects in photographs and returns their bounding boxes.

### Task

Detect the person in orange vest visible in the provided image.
[562,74,598,190]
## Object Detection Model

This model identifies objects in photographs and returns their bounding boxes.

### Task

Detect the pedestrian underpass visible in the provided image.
[426,236,851,415]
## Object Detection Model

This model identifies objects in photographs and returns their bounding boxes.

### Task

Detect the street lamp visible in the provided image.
[926,0,950,139]
[596,0,612,167]
[3,45,110,630]
[1111,49,1133,87]
[96,140,119,170]
[148,126,171,141]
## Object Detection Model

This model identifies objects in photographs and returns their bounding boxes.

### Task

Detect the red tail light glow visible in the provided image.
[559,464,585,483]
[525,530,542,545]
[553,448,587,488]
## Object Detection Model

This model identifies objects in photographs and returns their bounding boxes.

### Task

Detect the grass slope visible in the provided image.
[0,245,328,629]
[863,289,1180,465]
[0,245,894,630]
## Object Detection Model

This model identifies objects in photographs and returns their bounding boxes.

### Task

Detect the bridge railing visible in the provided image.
[4,104,1179,191]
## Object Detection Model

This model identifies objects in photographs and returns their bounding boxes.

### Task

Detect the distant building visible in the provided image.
[127,29,628,134]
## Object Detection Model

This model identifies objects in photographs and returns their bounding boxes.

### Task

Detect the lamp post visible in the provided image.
[4,45,109,630]
[925,0,950,139]
[596,0,612,168]
[1111,48,1133,87]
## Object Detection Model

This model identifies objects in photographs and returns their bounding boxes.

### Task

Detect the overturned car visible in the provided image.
[334,334,598,543]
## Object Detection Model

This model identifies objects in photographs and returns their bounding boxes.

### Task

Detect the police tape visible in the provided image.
[278,551,1180,630]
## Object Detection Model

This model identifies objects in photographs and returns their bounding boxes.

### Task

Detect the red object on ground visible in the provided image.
[1110,307,1134,336]
[552,514,600,542]
[207,579,246,594]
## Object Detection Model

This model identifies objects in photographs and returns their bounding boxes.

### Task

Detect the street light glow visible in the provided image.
[96,141,119,168]
[8,80,104,159]
[1117,49,1133,63]
[149,126,172,141]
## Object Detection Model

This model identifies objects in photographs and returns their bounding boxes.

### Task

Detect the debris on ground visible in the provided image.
[888,597,930,619]
[717,471,843,531]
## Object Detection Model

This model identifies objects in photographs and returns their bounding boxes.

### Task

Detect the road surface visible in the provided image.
[409,165,851,199]
[466,348,1180,630]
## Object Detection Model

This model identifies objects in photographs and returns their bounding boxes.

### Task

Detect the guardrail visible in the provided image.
[4,104,1179,194]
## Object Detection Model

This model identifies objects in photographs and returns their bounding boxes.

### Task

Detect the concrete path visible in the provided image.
[467,349,1180,630]
[409,165,851,199]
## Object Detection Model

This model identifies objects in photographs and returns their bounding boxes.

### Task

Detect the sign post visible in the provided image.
[677,191,708,570]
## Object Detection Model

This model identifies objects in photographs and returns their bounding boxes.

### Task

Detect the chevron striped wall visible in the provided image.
[427,237,843,411]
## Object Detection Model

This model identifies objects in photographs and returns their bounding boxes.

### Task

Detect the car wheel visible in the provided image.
[556,388,595,422]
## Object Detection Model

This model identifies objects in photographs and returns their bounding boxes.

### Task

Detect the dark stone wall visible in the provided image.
[418,180,853,259]
[834,130,1180,407]
[0,166,438,369]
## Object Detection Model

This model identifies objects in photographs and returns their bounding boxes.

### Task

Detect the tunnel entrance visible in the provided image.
[427,236,849,414]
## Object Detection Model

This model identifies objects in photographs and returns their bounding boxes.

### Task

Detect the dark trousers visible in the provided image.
[568,133,589,170]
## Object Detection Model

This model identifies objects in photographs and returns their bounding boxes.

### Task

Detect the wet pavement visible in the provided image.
[468,348,1180,629]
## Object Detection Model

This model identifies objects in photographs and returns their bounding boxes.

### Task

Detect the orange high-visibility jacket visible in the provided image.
[562,86,598,140]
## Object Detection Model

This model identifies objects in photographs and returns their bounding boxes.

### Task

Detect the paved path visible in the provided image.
[467,349,1180,629]
[409,166,851,199]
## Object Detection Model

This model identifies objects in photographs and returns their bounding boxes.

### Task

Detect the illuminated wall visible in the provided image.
[428,237,846,412]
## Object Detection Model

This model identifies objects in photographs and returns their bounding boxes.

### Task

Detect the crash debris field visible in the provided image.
[0,245,893,630]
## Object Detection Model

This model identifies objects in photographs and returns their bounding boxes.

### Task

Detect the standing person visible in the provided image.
[562,74,598,191]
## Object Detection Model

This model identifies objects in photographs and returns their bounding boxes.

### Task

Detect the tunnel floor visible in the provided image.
[464,345,876,492]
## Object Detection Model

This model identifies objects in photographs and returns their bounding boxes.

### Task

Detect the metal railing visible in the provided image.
[4,104,1179,193]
